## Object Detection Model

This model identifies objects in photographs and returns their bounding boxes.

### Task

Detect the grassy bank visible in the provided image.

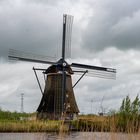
[71,95,140,133]
[0,95,140,132]
[73,115,140,133]
[0,108,73,132]
[0,120,65,132]
[0,113,140,133]
[0,109,69,132]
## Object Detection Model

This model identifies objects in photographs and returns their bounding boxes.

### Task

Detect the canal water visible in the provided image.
[0,132,140,140]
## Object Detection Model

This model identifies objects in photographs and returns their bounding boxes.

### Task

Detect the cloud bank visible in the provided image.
[0,0,140,114]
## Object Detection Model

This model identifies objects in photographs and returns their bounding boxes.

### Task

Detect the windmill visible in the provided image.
[9,14,116,120]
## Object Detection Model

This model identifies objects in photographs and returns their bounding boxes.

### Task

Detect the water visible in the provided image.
[0,132,140,140]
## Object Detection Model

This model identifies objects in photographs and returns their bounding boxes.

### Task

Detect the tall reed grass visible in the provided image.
[1,95,140,133]
[0,120,63,132]
[0,113,140,133]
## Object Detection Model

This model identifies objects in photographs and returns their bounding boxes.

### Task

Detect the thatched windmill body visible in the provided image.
[9,14,116,120]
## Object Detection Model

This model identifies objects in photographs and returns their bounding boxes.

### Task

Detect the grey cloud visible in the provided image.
[82,0,140,51]
[1,48,140,113]
[72,49,140,113]
[1,0,140,114]
[0,0,92,60]
[0,0,64,58]
[27,0,80,6]
[26,0,60,6]
[0,61,44,112]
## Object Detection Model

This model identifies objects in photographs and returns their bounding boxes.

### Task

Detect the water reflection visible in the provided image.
[0,132,140,140]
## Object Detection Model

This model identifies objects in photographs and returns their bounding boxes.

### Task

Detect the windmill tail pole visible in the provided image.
[73,70,88,88]
[61,71,66,116]
[61,14,67,117]
[33,67,43,95]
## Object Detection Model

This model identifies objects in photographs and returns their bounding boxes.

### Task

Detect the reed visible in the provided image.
[0,113,140,133]
[0,120,63,132]
[0,95,140,133]
[71,114,140,133]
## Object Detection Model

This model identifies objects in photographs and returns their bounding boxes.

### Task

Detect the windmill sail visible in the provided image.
[71,63,116,79]
[8,49,55,64]
[62,14,73,59]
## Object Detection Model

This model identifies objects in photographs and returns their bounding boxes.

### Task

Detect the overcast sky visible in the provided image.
[0,0,140,114]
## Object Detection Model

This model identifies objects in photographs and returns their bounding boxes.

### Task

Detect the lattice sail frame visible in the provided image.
[64,14,74,59]
[71,63,116,79]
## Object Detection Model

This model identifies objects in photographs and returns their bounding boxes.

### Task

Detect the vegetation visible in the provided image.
[0,109,68,132]
[0,120,63,132]
[74,95,140,133]
[0,95,140,132]
[116,95,140,132]
[0,109,34,121]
